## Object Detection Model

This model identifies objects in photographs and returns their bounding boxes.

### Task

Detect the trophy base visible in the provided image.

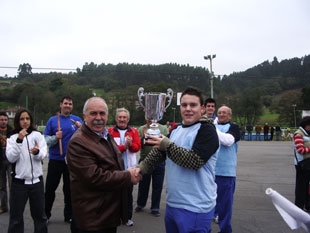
[144,124,161,145]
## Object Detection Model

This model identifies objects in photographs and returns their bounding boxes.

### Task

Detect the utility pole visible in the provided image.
[292,104,297,129]
[204,54,216,98]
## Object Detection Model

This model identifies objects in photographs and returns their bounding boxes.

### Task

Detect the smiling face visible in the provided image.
[83,98,108,133]
[180,94,204,125]
[205,102,216,118]
[115,110,129,130]
[217,106,232,124]
[60,98,73,116]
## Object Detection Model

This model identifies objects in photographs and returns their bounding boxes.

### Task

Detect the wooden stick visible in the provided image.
[57,112,63,156]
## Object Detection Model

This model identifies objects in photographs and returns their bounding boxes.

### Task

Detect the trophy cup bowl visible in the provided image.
[138,87,173,139]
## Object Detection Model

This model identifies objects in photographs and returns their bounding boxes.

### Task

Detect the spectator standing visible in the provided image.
[135,119,168,217]
[255,124,262,141]
[138,87,219,233]
[44,96,82,223]
[66,97,141,233]
[270,126,275,141]
[0,112,13,214]
[264,123,269,141]
[108,107,141,226]
[168,120,177,133]
[293,116,310,211]
[6,109,48,233]
[240,125,245,140]
[275,124,281,141]
[165,121,171,131]
[214,106,240,233]
[246,123,253,141]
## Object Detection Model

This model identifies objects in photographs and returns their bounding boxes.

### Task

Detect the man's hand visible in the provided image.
[56,130,62,140]
[145,135,165,149]
[127,167,142,184]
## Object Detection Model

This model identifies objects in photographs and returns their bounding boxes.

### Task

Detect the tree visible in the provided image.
[232,88,263,126]
[301,85,310,109]
[18,63,32,79]
[276,90,302,126]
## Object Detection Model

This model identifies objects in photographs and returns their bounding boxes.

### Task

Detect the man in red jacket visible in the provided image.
[108,107,141,227]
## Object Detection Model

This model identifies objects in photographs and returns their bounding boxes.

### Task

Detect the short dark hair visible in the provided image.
[60,96,72,103]
[181,86,204,106]
[0,112,8,118]
[204,98,216,107]
[300,116,310,129]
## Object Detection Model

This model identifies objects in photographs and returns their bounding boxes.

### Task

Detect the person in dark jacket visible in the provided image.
[66,97,141,233]
[0,112,13,214]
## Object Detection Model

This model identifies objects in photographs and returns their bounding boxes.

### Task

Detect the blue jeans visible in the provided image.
[136,161,165,211]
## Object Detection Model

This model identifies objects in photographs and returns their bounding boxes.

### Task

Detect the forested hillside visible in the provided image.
[0,55,309,127]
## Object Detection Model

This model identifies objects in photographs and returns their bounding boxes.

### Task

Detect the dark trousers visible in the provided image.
[137,161,165,211]
[0,158,11,211]
[8,179,47,233]
[76,228,116,233]
[45,159,72,220]
[247,132,252,141]
[70,217,117,233]
[215,176,236,233]
[295,165,310,210]
[127,185,133,220]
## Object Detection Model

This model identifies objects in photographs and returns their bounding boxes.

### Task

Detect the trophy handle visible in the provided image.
[137,87,145,110]
[165,88,173,111]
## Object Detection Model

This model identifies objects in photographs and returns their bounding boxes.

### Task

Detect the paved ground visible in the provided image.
[0,141,307,233]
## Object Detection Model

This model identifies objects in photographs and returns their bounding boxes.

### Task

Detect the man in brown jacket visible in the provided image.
[66,97,141,233]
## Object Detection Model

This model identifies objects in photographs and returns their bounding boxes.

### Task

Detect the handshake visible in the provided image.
[127,167,142,185]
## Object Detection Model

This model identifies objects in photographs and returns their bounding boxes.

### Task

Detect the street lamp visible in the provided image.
[292,104,297,129]
[172,107,176,122]
[204,54,216,98]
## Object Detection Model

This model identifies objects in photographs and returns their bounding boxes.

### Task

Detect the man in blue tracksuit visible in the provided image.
[215,105,240,233]
[44,96,82,223]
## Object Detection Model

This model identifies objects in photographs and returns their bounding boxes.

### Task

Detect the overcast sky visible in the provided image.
[0,0,309,77]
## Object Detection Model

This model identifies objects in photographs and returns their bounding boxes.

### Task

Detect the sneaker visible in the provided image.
[213,216,219,224]
[126,219,134,227]
[135,206,143,212]
[64,218,72,223]
[151,210,160,217]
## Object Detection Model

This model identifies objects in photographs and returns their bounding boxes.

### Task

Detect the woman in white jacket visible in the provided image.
[6,109,48,233]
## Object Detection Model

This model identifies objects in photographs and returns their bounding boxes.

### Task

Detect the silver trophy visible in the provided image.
[138,87,173,138]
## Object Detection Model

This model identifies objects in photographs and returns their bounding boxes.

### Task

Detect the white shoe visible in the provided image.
[214,216,219,224]
[126,219,134,227]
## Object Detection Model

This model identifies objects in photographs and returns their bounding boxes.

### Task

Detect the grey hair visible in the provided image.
[115,107,130,119]
[83,97,108,114]
[218,105,232,115]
